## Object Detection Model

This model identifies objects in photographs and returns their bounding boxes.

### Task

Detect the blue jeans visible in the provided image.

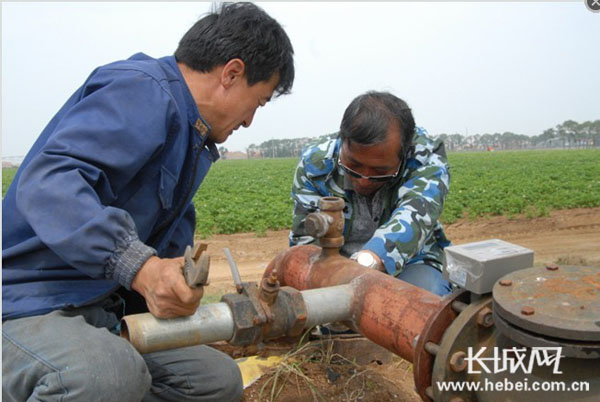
[397,262,453,296]
[2,297,242,402]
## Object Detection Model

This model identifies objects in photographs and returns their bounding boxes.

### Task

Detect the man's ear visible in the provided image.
[221,58,246,88]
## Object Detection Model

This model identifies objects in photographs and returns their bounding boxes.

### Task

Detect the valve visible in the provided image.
[305,196,345,254]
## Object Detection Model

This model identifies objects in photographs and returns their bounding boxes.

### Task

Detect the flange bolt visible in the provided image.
[476,307,494,328]
[449,351,467,372]
[521,306,535,316]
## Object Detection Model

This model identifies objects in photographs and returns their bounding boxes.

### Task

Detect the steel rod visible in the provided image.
[223,247,243,290]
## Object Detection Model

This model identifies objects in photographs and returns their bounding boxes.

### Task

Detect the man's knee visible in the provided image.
[60,336,151,401]
[3,319,151,402]
[209,355,243,402]
[398,263,452,296]
[146,345,243,402]
[182,348,243,402]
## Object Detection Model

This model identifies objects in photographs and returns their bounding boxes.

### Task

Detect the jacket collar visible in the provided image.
[161,57,212,138]
[161,56,219,161]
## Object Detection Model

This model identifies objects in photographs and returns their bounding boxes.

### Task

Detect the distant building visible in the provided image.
[2,155,24,167]
[535,138,563,149]
[223,151,248,160]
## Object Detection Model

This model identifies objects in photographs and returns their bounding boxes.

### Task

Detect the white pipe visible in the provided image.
[121,302,234,354]
[122,285,356,353]
[303,284,354,328]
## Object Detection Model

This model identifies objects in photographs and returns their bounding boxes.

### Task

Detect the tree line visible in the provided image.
[219,120,600,159]
[439,120,600,152]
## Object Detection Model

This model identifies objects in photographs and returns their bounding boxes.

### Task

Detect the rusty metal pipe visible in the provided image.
[264,245,443,362]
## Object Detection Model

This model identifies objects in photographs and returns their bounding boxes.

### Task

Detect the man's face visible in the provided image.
[339,125,403,196]
[208,73,279,144]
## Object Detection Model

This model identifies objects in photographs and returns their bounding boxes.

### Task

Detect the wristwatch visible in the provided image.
[351,251,379,269]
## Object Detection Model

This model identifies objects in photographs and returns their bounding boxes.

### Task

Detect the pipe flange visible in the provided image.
[413,289,469,401]
[280,287,308,337]
[430,297,495,402]
[493,265,600,341]
[260,286,308,340]
[493,310,600,359]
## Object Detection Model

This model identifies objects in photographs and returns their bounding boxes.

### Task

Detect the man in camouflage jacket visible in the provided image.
[290,91,452,296]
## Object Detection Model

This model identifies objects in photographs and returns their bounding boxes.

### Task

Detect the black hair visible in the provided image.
[174,2,294,96]
[339,91,415,159]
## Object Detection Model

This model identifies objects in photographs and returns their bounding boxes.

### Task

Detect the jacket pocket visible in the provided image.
[158,165,177,210]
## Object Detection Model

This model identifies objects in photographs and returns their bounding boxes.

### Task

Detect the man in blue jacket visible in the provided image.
[2,3,294,401]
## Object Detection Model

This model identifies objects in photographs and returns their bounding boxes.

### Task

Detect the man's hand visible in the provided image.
[131,256,204,319]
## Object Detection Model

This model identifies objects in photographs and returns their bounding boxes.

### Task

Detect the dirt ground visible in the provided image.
[200,207,600,401]
[243,355,419,402]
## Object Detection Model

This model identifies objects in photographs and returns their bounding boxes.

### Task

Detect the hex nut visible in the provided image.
[449,351,467,372]
[221,293,263,345]
[476,307,494,328]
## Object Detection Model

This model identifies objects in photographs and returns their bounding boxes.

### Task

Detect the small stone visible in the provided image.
[326,367,341,384]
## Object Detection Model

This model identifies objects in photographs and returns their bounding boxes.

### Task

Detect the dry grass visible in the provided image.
[256,330,374,402]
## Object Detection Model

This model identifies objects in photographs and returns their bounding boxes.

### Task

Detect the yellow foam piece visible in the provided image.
[235,355,285,388]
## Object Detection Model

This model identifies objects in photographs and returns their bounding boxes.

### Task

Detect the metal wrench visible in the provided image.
[183,243,210,288]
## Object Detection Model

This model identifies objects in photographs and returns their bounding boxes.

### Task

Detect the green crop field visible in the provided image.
[193,158,297,236]
[2,167,18,197]
[443,149,600,222]
[3,149,599,237]
[194,149,600,236]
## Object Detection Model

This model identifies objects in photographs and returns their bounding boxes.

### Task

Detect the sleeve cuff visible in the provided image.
[106,237,157,290]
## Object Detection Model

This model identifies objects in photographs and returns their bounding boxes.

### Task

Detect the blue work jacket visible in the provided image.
[2,53,219,320]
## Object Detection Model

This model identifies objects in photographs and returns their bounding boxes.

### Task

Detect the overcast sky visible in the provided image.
[2,1,599,156]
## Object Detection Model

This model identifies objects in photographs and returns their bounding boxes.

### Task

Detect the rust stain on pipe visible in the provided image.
[352,273,441,362]
[264,246,442,362]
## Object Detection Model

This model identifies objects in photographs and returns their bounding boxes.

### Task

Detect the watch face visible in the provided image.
[357,252,375,267]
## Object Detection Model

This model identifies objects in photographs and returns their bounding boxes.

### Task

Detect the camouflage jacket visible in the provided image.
[289,127,451,276]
